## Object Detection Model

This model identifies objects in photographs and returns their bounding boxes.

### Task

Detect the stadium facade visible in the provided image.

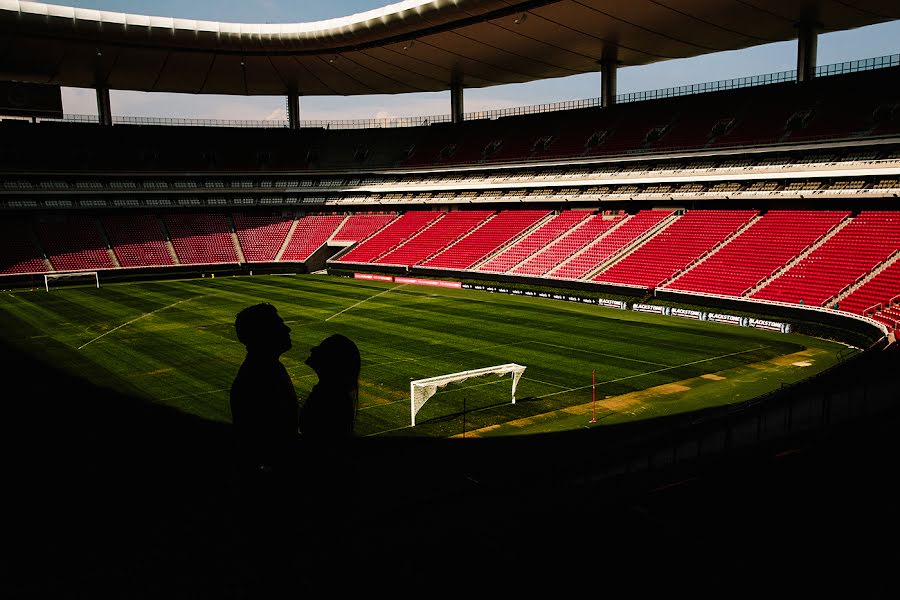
[2,1,900,596]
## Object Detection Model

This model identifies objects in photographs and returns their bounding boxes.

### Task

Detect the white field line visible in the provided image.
[530,340,670,367]
[78,295,208,350]
[522,376,571,389]
[536,345,771,399]
[324,284,406,322]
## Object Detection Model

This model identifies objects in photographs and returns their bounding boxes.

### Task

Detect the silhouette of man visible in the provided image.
[229,303,299,592]
[230,302,298,475]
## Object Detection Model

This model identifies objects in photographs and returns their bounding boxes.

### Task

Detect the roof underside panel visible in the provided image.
[0,0,897,96]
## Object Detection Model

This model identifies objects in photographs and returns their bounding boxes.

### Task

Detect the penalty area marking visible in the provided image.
[324,284,406,322]
[77,295,208,350]
[536,345,771,399]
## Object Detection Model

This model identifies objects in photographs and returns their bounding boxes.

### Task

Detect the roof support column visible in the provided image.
[96,85,112,126]
[796,21,819,83]
[600,46,618,108]
[450,81,464,124]
[287,89,300,130]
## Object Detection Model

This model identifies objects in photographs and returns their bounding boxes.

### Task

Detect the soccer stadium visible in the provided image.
[2,0,900,597]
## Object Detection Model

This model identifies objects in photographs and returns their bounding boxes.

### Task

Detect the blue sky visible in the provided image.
[55,0,900,121]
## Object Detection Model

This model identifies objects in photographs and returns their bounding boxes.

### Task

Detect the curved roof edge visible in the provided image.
[1,0,898,96]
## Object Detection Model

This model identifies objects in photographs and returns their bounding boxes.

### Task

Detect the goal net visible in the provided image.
[44,271,100,291]
[409,363,526,426]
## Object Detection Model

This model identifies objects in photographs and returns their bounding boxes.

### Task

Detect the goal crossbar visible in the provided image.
[44,271,100,291]
[409,363,526,427]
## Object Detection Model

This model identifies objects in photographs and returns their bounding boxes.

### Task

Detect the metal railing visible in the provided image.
[28,53,900,131]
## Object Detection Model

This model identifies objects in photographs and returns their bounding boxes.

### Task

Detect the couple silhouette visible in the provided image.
[228,302,360,594]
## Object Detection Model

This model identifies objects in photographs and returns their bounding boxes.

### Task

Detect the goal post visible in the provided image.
[410,363,526,427]
[44,271,100,291]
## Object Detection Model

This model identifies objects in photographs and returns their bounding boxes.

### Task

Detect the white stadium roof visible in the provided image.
[0,0,898,96]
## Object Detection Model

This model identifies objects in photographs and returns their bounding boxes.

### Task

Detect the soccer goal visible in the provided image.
[409,363,526,427]
[44,271,100,291]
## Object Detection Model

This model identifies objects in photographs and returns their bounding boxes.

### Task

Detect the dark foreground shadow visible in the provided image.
[2,336,900,598]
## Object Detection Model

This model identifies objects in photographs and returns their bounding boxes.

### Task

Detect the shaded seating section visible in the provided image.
[839,259,900,329]
[594,210,758,289]
[787,67,900,141]
[476,209,593,273]
[648,92,743,150]
[709,82,820,147]
[101,214,175,268]
[375,210,494,266]
[664,210,851,296]
[585,99,680,156]
[1,67,898,174]
[400,121,504,167]
[331,213,398,244]
[335,211,443,264]
[0,218,46,274]
[279,214,345,262]
[232,212,294,263]
[421,210,550,269]
[35,215,116,272]
[549,209,674,280]
[752,211,900,306]
[512,213,619,277]
[161,212,238,265]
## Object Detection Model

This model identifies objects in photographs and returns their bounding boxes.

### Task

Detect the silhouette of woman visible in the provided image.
[297,333,361,591]
[298,333,360,442]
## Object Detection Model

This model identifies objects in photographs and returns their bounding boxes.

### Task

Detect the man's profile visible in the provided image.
[229,302,298,474]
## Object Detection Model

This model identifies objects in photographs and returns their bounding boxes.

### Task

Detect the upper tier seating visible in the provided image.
[101,214,175,268]
[161,212,238,265]
[549,209,674,280]
[35,215,116,272]
[0,218,46,275]
[232,212,294,263]
[279,214,345,262]
[421,210,550,270]
[664,210,851,296]
[593,210,759,289]
[375,210,494,266]
[335,211,443,264]
[752,211,900,306]
[512,213,620,277]
[476,210,594,273]
[3,67,897,173]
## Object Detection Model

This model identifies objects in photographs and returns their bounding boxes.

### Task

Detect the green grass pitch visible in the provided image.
[0,273,852,438]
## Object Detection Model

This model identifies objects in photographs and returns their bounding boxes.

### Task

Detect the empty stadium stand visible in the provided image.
[101,214,176,268]
[664,210,851,297]
[421,210,550,270]
[375,210,494,266]
[232,212,294,263]
[35,215,116,272]
[161,212,238,265]
[549,209,675,280]
[751,211,900,307]
[279,214,344,262]
[593,210,759,289]
[0,61,898,339]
